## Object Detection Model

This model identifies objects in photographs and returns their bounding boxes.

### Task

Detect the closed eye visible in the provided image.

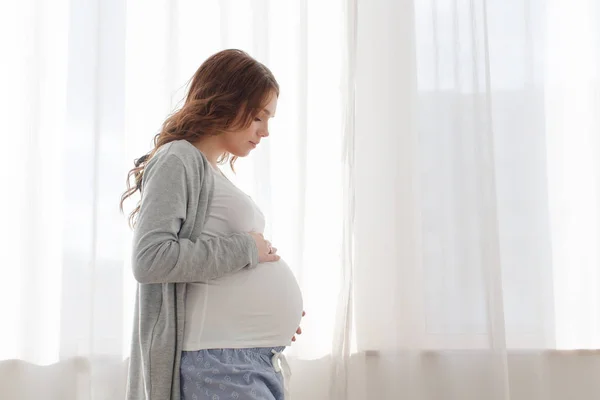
[254,118,262,122]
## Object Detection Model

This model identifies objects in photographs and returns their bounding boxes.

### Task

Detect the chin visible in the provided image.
[240,147,254,157]
[226,143,254,158]
[230,150,251,158]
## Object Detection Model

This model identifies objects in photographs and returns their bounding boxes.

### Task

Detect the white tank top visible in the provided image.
[183,166,304,350]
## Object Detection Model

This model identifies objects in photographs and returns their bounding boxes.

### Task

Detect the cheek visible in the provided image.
[239,127,256,142]
[223,130,251,151]
[225,131,243,142]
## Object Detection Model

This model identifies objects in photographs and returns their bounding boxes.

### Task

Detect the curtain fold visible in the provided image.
[330,0,357,398]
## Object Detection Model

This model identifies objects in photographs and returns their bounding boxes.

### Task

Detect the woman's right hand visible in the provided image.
[249,232,281,263]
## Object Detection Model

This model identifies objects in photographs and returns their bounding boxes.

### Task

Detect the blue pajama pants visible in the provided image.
[180,347,286,400]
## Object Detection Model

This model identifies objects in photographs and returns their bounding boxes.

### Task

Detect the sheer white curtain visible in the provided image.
[1,0,600,399]
[329,0,600,399]
[0,0,130,398]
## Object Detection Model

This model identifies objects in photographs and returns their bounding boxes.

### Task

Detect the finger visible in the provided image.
[296,327,302,335]
[302,311,306,317]
[267,254,281,262]
[271,247,278,254]
[265,240,271,247]
[291,336,296,342]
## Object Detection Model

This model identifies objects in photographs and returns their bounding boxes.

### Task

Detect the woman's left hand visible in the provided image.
[292,311,306,342]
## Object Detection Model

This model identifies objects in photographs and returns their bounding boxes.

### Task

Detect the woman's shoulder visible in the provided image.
[147,140,211,182]
[159,139,207,164]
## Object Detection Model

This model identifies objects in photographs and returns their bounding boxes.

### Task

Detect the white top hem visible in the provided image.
[182,340,292,351]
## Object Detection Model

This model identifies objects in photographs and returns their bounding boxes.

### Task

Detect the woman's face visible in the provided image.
[221,92,278,158]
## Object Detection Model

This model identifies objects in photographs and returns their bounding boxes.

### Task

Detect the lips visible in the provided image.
[249,141,257,148]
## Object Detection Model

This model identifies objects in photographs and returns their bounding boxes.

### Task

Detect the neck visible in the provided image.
[192,136,226,168]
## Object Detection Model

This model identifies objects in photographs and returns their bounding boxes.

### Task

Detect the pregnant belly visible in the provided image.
[185,259,304,349]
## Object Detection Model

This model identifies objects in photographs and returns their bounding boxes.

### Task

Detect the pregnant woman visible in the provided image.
[121,49,304,400]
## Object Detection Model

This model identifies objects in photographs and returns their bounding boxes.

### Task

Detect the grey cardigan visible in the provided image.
[126,140,259,400]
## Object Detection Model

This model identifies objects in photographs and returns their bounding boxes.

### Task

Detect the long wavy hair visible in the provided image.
[120,49,279,228]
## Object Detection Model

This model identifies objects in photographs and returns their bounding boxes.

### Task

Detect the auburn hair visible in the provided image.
[120,49,279,228]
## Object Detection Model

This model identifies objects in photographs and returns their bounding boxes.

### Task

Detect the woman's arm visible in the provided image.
[131,152,258,284]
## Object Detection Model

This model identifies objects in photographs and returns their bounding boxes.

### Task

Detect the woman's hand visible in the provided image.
[249,232,280,263]
[292,311,306,342]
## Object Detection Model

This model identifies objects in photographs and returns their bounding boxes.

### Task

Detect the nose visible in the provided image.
[259,126,269,138]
